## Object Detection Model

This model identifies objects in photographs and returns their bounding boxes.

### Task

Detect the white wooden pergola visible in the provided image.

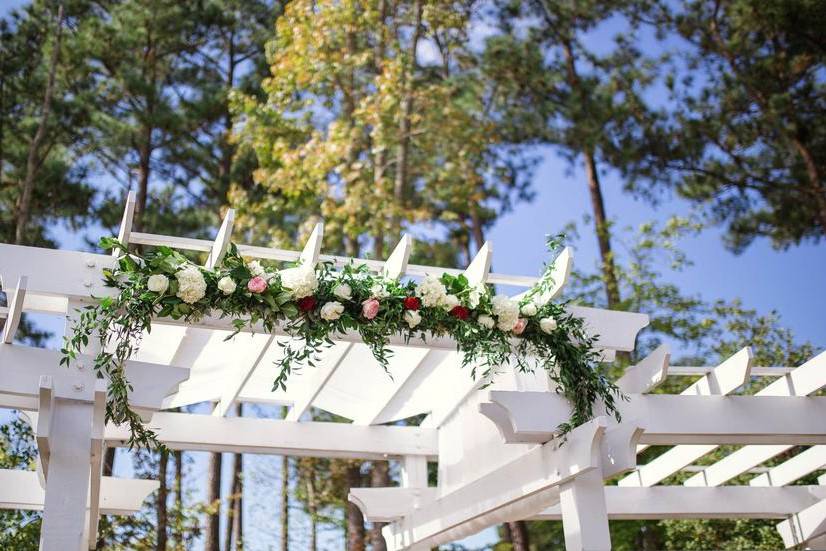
[1,194,825,551]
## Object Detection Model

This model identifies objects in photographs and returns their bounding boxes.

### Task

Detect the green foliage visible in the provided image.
[625,0,826,252]
[0,416,40,550]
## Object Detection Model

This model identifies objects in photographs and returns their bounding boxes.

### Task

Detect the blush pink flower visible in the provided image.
[512,318,528,335]
[362,298,380,320]
[247,276,268,294]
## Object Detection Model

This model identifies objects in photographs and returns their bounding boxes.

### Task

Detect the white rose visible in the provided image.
[477,314,495,329]
[442,294,460,311]
[320,301,345,321]
[217,276,236,295]
[468,285,485,309]
[520,302,537,317]
[370,282,390,299]
[147,274,169,294]
[333,283,352,300]
[404,310,422,329]
[280,265,318,299]
[175,266,207,304]
[247,260,266,277]
[539,317,558,334]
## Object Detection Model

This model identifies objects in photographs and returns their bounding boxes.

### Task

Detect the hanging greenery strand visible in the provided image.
[61,236,623,449]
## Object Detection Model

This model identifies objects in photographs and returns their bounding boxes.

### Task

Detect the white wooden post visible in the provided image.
[559,467,611,551]
[40,300,97,551]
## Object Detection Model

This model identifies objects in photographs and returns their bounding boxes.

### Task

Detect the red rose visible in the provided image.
[450,305,470,320]
[297,296,317,312]
[403,296,421,310]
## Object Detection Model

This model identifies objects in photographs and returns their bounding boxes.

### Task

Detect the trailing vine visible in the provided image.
[62,236,623,449]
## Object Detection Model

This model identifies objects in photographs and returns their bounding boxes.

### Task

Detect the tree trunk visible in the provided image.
[134,128,152,233]
[369,461,390,551]
[392,0,423,240]
[280,407,290,551]
[508,520,530,551]
[583,147,621,308]
[172,450,183,550]
[225,402,243,550]
[155,449,168,551]
[346,464,365,551]
[204,402,222,551]
[15,4,63,245]
[307,474,318,551]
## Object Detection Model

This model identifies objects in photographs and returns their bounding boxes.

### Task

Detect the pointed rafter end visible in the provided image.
[383,234,413,280]
[113,190,137,257]
[205,208,236,269]
[464,241,493,286]
[2,275,28,345]
[299,222,324,267]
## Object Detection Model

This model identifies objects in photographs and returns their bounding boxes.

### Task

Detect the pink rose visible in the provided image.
[247,276,268,294]
[512,318,528,335]
[362,298,380,320]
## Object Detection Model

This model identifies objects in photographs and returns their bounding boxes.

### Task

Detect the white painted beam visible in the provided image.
[559,467,611,551]
[212,334,276,417]
[513,246,573,304]
[87,381,107,549]
[382,418,608,551]
[0,470,157,516]
[464,241,492,285]
[683,351,826,487]
[531,485,826,520]
[300,222,324,267]
[616,344,671,394]
[284,342,353,422]
[483,391,826,445]
[204,209,235,269]
[0,344,188,413]
[619,347,754,486]
[777,497,826,549]
[2,276,27,344]
[750,446,826,487]
[382,235,412,280]
[113,191,136,255]
[36,376,54,480]
[104,412,437,459]
[350,487,439,523]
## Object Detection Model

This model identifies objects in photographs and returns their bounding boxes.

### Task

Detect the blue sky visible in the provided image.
[3,1,824,549]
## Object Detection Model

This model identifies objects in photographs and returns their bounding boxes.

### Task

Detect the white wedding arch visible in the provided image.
[1,192,824,550]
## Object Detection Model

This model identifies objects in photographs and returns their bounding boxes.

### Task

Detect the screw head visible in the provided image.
[72,383,85,392]
[86,259,96,268]
[83,280,93,288]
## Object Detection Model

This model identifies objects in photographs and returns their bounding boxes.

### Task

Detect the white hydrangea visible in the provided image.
[491,294,519,331]
[404,310,422,329]
[333,283,352,300]
[370,281,390,299]
[280,265,318,299]
[416,275,447,308]
[539,317,558,334]
[175,266,207,304]
[320,301,345,321]
[217,276,236,295]
[477,314,495,329]
[520,302,538,317]
[442,294,460,311]
[468,284,485,309]
[147,274,169,294]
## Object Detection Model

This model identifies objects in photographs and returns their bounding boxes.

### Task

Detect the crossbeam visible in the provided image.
[482,391,826,445]
[530,486,826,520]
[103,412,437,460]
[0,469,157,516]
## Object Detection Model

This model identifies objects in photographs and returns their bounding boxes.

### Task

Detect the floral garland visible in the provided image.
[62,237,622,449]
